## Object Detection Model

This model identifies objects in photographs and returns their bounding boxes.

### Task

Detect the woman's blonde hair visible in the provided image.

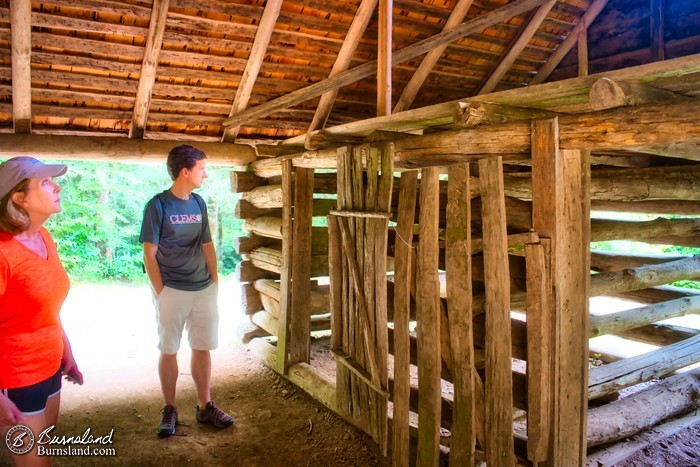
[0,179,31,234]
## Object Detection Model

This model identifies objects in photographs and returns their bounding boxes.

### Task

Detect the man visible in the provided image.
[140,145,234,438]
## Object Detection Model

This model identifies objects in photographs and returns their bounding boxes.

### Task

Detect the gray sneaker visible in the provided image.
[157,404,178,438]
[195,401,234,428]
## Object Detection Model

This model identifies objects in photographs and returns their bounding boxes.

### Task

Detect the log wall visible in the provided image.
[234,70,700,465]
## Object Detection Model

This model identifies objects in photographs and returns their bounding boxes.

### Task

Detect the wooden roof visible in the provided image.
[0,0,699,145]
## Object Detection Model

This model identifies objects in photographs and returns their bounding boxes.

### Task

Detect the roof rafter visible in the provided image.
[11,0,32,134]
[223,0,284,142]
[476,0,557,95]
[222,0,550,129]
[309,0,378,131]
[530,0,609,85]
[393,0,474,113]
[129,0,170,139]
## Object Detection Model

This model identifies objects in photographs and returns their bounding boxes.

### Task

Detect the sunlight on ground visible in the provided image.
[59,278,247,409]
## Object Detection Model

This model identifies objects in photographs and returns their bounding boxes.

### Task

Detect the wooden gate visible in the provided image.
[327,142,394,454]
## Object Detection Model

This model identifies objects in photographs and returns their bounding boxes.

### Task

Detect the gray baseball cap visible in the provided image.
[0,157,68,199]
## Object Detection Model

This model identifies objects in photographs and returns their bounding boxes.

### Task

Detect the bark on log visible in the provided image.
[590,256,700,297]
[588,334,700,399]
[591,218,700,245]
[589,295,700,338]
[591,199,700,215]
[591,252,690,272]
[587,368,700,447]
[589,78,693,111]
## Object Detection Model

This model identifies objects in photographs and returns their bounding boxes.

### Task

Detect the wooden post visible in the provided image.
[416,167,442,466]
[553,148,590,465]
[478,156,515,466]
[276,160,294,374]
[445,163,476,466]
[289,168,315,364]
[392,170,418,467]
[525,241,552,463]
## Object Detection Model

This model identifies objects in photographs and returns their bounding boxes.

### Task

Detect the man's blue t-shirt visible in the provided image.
[139,190,213,291]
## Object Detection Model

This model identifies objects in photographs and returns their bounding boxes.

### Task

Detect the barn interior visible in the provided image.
[1,0,700,465]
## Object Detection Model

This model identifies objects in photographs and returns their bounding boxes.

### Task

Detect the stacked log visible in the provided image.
[232,169,334,344]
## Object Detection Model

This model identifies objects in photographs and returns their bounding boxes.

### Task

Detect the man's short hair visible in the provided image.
[167,145,207,181]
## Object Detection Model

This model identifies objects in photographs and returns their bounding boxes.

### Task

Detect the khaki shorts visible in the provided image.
[154,282,219,354]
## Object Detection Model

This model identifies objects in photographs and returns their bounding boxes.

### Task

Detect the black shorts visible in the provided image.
[2,369,62,415]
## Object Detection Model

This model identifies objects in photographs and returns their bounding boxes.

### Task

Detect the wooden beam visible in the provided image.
[650,0,665,62]
[445,163,476,467]
[129,0,169,139]
[391,170,418,467]
[589,78,693,111]
[392,100,700,167]
[222,0,283,141]
[377,0,392,118]
[587,372,700,451]
[578,29,588,77]
[0,134,256,165]
[416,167,442,466]
[525,241,552,464]
[10,0,31,134]
[289,168,314,364]
[309,0,378,131]
[478,156,514,466]
[477,0,557,95]
[530,0,609,85]
[221,0,550,128]
[588,334,700,400]
[276,160,293,375]
[591,256,700,297]
[393,0,474,112]
[589,295,700,338]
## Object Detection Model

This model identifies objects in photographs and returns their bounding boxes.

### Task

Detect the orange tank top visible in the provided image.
[0,227,70,389]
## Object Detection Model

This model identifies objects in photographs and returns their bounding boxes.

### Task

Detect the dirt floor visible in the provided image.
[2,282,698,466]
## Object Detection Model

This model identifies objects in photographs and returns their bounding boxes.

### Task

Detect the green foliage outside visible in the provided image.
[44,160,244,283]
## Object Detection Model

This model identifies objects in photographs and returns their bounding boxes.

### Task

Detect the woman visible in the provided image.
[0,157,82,466]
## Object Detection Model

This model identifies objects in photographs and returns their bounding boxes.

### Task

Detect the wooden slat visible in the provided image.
[530,0,609,85]
[525,241,551,463]
[10,0,31,133]
[377,0,392,118]
[416,167,442,466]
[328,215,342,354]
[589,295,700,338]
[650,0,665,62]
[393,0,474,112]
[588,334,700,399]
[578,29,588,77]
[289,167,314,364]
[391,170,418,467]
[222,0,283,141]
[477,0,557,95]
[309,0,378,131]
[276,160,294,374]
[222,0,550,128]
[129,0,169,139]
[445,163,476,466]
[552,149,590,465]
[478,156,514,466]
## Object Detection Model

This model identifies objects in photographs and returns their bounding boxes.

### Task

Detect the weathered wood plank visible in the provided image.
[478,156,514,466]
[445,162,476,467]
[10,0,31,133]
[589,295,700,338]
[416,167,442,467]
[289,168,314,364]
[276,160,294,375]
[391,170,418,467]
[525,241,552,464]
[588,334,700,400]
